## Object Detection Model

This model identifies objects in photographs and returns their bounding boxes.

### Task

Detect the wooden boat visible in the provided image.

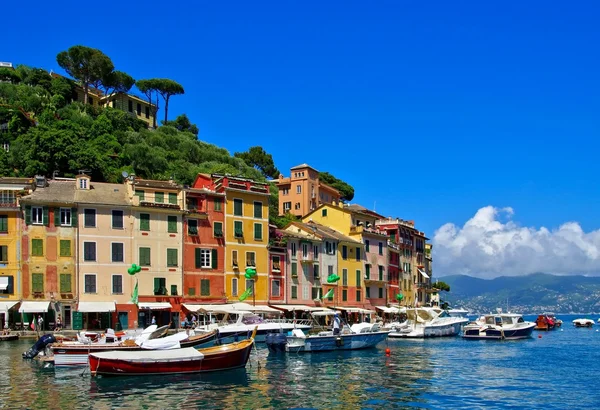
[534,314,557,331]
[0,333,19,342]
[51,330,218,366]
[89,328,257,376]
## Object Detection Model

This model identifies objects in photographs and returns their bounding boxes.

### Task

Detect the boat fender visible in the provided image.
[335,337,344,347]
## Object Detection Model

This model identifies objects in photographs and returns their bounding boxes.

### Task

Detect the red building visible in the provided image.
[267,225,286,303]
[387,242,400,303]
[182,174,226,304]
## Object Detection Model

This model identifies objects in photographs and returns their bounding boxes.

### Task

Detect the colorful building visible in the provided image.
[267,225,287,304]
[196,175,270,304]
[182,174,226,304]
[276,164,341,217]
[0,177,35,328]
[387,241,401,305]
[127,177,184,328]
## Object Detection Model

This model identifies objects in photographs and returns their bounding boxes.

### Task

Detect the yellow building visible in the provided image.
[205,175,270,303]
[0,178,35,327]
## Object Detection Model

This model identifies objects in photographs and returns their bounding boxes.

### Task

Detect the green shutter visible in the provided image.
[168,193,177,204]
[212,249,218,269]
[54,208,61,227]
[365,265,370,279]
[188,287,195,296]
[154,278,160,293]
[356,270,361,286]
[135,190,145,201]
[139,247,150,266]
[213,222,223,237]
[32,273,43,293]
[60,273,72,293]
[167,249,178,267]
[140,214,150,231]
[71,208,78,227]
[25,206,31,225]
[32,239,43,256]
[195,248,201,269]
[0,216,7,232]
[0,246,7,262]
[167,216,177,233]
[291,262,297,276]
[201,279,210,296]
[42,206,49,226]
[60,240,71,257]
[171,285,177,295]
[155,192,164,203]
[291,286,297,299]
[234,221,243,237]
[254,223,262,240]
[234,199,242,216]
[254,202,262,218]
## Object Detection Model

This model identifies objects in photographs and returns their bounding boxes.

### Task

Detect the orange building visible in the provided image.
[276,164,341,217]
[182,174,226,304]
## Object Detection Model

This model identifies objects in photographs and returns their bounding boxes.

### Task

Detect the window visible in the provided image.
[154,278,167,295]
[232,250,238,267]
[32,273,43,293]
[303,284,310,300]
[128,100,133,112]
[112,243,124,262]
[379,242,383,255]
[0,245,6,262]
[379,288,384,298]
[112,210,124,229]
[283,202,291,211]
[246,279,255,294]
[155,192,164,203]
[171,285,178,296]
[139,247,151,266]
[188,219,198,235]
[189,287,196,296]
[83,242,96,261]
[356,290,361,302]
[342,289,348,301]
[167,215,177,233]
[233,199,243,216]
[84,209,96,228]
[356,270,361,287]
[195,248,216,269]
[167,248,178,267]
[313,264,320,279]
[366,287,371,298]
[271,280,281,297]
[342,246,347,260]
[379,265,384,281]
[60,240,71,257]
[313,245,319,258]
[254,223,263,240]
[342,268,348,286]
[291,285,298,299]
[136,103,141,115]
[84,274,96,293]
[365,264,371,279]
[231,278,238,296]
[0,215,7,232]
[328,265,334,275]
[302,243,308,257]
[246,252,256,267]
[272,256,281,272]
[322,209,327,217]
[31,239,43,256]
[234,221,243,238]
[60,208,72,226]
[112,275,123,294]
[291,242,297,258]
[356,247,361,261]
[59,273,71,293]
[214,198,223,211]
[291,262,298,277]
[213,221,223,237]
[140,213,150,231]
[32,206,43,225]
[312,287,322,300]
[365,240,370,252]
[253,201,263,218]
[296,185,301,194]
[201,279,210,296]
[325,241,335,255]
[145,106,150,118]
[135,190,145,201]
[168,193,177,205]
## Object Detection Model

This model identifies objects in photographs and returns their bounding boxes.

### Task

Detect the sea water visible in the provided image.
[1,314,599,409]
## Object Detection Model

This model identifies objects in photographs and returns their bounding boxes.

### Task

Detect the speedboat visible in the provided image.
[535,313,562,330]
[573,319,594,328]
[266,322,389,353]
[462,313,535,340]
[194,309,312,343]
[389,307,468,338]
[447,308,469,318]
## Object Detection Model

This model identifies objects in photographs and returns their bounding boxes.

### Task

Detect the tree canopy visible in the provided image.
[318,171,355,201]
[434,281,451,292]
[155,79,184,123]
[234,146,280,179]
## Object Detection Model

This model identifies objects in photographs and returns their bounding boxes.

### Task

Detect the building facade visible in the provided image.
[267,226,287,304]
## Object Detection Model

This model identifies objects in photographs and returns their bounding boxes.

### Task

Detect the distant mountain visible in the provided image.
[437,273,600,314]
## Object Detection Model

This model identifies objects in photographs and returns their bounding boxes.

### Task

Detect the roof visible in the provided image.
[185,187,224,197]
[287,221,359,243]
[318,182,341,195]
[345,204,386,219]
[0,177,34,185]
[21,180,130,206]
[133,178,181,190]
[290,163,318,172]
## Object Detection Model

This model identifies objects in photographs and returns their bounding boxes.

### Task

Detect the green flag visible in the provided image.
[131,279,138,305]
[323,289,334,300]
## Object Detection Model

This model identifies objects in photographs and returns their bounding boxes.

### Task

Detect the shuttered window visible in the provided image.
[112,210,123,229]
[0,215,8,232]
[59,240,71,257]
[60,273,71,293]
[154,278,167,295]
[155,192,164,203]
[0,245,7,262]
[31,239,43,256]
[168,193,177,204]
[167,248,178,267]
[200,279,210,296]
[167,216,177,233]
[84,275,96,293]
[135,190,145,201]
[233,199,243,216]
[84,209,96,227]
[112,275,123,294]
[356,270,361,287]
[234,221,243,238]
[112,243,124,262]
[291,285,297,299]
[32,273,43,293]
[213,222,223,237]
[140,213,150,231]
[254,223,262,240]
[83,242,96,261]
[139,247,151,266]
[253,201,262,218]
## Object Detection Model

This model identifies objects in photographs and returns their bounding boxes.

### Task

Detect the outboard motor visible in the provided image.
[265,332,288,353]
[22,334,56,359]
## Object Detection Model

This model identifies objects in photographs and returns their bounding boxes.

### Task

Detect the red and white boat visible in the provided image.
[89,329,256,377]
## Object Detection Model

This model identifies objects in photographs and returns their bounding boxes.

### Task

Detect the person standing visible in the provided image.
[37,315,44,331]
[333,313,341,336]
[55,315,62,331]
[151,316,156,326]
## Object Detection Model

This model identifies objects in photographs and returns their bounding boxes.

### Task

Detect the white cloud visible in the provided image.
[432,206,600,278]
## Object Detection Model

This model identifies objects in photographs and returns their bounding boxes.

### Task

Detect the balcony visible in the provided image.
[0,201,18,210]
[140,201,180,210]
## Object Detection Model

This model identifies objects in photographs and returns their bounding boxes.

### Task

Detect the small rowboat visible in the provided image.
[89,327,257,377]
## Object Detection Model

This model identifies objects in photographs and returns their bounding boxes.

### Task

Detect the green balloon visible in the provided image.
[135,265,142,273]
[245,268,256,275]
[396,293,404,301]
[127,267,136,275]
[327,274,340,283]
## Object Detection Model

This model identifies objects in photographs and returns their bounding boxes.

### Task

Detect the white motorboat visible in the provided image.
[463,313,535,340]
[447,308,469,318]
[389,307,468,338]
[573,318,594,328]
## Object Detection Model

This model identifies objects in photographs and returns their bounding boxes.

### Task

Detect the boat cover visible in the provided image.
[141,332,190,350]
[90,347,204,362]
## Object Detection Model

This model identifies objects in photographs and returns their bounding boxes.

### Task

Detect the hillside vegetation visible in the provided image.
[0,45,355,227]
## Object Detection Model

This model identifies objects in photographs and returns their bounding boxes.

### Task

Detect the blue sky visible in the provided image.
[4,1,600,276]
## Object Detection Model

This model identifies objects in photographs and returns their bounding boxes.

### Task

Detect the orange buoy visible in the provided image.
[385,348,391,356]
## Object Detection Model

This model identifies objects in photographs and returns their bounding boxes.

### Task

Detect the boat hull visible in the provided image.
[200,325,311,344]
[89,340,254,377]
[389,320,466,338]
[282,331,389,353]
[462,323,535,340]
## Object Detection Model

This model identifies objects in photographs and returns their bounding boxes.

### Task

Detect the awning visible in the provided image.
[271,304,329,312]
[0,301,18,311]
[77,302,116,313]
[19,301,50,313]
[418,269,430,279]
[138,302,172,310]
[0,277,8,291]
[333,306,375,314]
[183,303,280,314]
[375,306,406,314]
[229,302,280,313]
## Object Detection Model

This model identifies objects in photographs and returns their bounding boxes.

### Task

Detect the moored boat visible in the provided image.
[573,319,594,328]
[462,313,535,340]
[389,307,468,338]
[89,329,256,376]
[534,314,558,331]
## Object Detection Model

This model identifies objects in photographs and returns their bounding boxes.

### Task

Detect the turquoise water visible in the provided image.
[1,314,599,409]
